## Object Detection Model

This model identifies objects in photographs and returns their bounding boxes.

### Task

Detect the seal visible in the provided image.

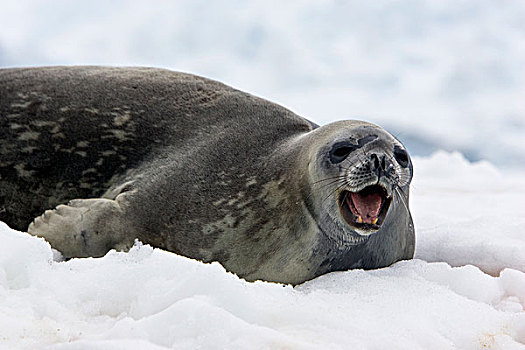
[0,66,415,284]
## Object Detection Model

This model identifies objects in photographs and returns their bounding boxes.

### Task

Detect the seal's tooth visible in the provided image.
[372,218,378,225]
[357,216,363,223]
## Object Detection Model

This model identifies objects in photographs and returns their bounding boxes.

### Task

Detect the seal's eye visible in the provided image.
[393,145,409,168]
[330,142,357,164]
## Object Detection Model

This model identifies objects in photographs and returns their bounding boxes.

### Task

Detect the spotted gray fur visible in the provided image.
[0,66,415,285]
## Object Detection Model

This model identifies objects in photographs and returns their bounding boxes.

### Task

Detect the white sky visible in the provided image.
[1,0,524,168]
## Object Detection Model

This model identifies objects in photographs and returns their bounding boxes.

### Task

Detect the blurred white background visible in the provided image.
[2,0,524,169]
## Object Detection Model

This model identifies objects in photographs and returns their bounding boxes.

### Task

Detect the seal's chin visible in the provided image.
[339,185,391,233]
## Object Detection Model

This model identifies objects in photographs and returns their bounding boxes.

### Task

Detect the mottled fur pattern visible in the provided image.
[0,66,414,284]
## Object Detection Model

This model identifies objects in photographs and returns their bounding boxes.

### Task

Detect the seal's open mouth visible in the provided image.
[339,185,391,231]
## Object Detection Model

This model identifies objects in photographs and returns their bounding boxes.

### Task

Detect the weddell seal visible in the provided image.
[0,66,415,284]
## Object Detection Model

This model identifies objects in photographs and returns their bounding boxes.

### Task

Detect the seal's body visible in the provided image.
[0,66,414,284]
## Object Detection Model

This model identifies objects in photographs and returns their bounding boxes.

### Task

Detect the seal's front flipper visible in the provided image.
[28,197,135,258]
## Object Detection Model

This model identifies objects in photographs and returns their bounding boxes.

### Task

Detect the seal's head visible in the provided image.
[307,120,413,246]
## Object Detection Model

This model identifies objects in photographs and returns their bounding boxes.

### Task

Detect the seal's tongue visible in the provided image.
[347,192,383,224]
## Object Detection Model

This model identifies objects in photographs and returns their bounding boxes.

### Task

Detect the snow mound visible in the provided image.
[412,151,525,275]
[0,151,524,349]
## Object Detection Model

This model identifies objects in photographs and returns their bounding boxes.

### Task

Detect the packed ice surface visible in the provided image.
[412,152,525,275]
[1,151,524,350]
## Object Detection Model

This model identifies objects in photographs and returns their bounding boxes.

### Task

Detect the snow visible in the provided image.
[1,152,525,349]
[412,152,525,275]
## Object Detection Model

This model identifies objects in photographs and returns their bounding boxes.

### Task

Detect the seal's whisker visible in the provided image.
[312,176,346,185]
[305,178,345,203]
[321,182,347,204]
[313,176,346,186]
[314,179,347,192]
[394,186,410,212]
[396,174,411,187]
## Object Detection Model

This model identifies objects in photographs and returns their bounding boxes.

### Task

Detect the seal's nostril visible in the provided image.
[369,154,391,178]
[381,155,386,170]
[370,154,380,170]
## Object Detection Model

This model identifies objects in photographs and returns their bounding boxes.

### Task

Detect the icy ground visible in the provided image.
[1,151,524,350]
